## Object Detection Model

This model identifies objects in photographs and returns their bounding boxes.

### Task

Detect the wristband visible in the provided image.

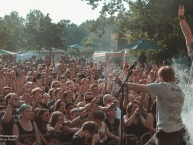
[178,15,185,20]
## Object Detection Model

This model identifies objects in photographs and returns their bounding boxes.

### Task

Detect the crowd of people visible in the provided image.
[0,50,186,145]
[0,5,192,145]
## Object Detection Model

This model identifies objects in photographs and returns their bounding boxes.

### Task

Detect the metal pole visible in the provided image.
[50,47,52,63]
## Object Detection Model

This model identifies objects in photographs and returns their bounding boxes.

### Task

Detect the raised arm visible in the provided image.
[69,110,93,128]
[2,94,16,123]
[52,52,55,68]
[179,5,193,58]
[101,81,107,96]
[112,73,149,94]
[0,76,4,93]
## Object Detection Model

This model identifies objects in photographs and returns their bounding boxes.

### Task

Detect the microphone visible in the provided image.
[128,60,138,71]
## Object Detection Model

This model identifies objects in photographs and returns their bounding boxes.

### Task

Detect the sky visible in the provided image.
[0,0,102,25]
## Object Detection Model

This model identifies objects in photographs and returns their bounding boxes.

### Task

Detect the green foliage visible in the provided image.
[82,0,193,63]
[60,20,91,50]
[25,10,65,53]
[0,12,25,51]
[81,33,101,48]
[65,48,78,55]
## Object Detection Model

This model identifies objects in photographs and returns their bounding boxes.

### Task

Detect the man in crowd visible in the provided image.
[1,93,19,145]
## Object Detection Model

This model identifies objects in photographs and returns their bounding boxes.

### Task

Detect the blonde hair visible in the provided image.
[158,66,174,82]
[31,87,43,95]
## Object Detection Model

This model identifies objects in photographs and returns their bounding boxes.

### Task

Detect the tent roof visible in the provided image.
[17,52,40,56]
[0,49,16,55]
[124,39,164,50]
[67,43,83,49]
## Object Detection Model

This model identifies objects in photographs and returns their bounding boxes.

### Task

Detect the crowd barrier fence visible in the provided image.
[126,132,153,145]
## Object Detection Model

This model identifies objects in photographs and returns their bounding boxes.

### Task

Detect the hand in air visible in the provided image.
[178,5,185,16]
[54,123,63,133]
[112,73,121,85]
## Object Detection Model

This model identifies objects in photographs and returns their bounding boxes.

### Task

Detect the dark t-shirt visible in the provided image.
[71,134,92,145]
[105,119,119,136]
[47,131,65,144]
[48,100,55,108]
[105,119,120,145]
[40,103,49,109]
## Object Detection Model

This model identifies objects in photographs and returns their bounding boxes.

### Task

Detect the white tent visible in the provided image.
[16,52,41,61]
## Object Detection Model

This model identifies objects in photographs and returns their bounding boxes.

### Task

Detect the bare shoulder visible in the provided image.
[148,113,154,118]
[13,123,18,128]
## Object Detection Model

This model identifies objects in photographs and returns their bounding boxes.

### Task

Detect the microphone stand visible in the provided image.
[116,69,133,145]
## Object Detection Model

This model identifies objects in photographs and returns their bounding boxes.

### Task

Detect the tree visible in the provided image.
[81,33,101,48]
[60,20,91,50]
[25,10,65,53]
[0,11,25,51]
[25,10,43,51]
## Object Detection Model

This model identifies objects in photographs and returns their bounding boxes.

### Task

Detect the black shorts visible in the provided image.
[156,130,182,145]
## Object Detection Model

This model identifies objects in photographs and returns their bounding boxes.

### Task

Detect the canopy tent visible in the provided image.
[124,39,164,50]
[0,49,16,55]
[16,52,41,61]
[67,43,83,49]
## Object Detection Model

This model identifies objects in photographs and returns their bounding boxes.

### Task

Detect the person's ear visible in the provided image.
[159,76,163,82]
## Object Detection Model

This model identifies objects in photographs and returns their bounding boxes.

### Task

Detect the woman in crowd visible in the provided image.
[12,104,41,145]
[93,110,121,143]
[105,105,121,145]
[46,111,67,144]
[124,100,146,145]
[36,109,50,145]
[54,99,65,114]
